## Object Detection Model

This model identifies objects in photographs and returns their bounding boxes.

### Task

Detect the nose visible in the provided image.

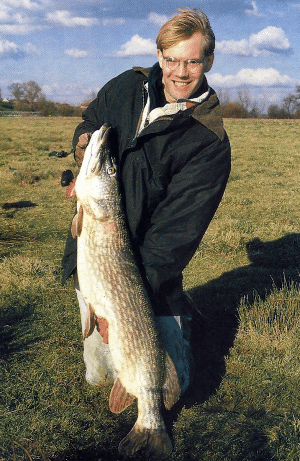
[175,61,189,77]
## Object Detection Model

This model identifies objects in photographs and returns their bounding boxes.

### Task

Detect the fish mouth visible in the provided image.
[99,123,112,143]
[95,123,115,172]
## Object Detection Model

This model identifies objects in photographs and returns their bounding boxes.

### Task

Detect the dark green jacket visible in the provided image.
[62,66,231,316]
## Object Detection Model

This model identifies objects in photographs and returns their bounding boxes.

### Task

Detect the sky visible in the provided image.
[0,0,299,109]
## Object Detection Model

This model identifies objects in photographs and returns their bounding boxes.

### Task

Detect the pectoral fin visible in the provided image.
[83,303,96,340]
[65,177,76,198]
[162,353,181,410]
[109,377,135,414]
[71,205,83,238]
[96,317,109,344]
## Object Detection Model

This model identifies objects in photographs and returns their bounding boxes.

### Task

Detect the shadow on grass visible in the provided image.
[49,233,300,461]
[0,295,44,360]
[2,200,38,210]
[50,446,132,461]
[164,233,300,426]
[153,233,300,460]
[5,233,300,461]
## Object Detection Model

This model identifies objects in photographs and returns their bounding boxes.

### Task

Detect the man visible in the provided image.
[62,8,231,394]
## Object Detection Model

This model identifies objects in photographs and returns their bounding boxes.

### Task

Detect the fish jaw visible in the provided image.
[79,124,112,178]
[75,125,120,221]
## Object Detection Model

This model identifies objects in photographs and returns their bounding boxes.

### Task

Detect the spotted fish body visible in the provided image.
[74,124,180,459]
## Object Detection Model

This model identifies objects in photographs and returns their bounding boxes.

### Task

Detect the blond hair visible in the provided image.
[156,8,215,56]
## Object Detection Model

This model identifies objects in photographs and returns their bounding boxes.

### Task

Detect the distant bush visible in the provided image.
[220,102,248,118]
[294,109,300,119]
[0,100,14,111]
[267,104,291,119]
[54,103,82,117]
[36,97,82,117]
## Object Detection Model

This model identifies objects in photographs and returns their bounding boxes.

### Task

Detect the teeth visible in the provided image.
[174,81,189,87]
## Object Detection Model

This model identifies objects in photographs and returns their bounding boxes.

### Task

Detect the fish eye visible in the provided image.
[107,166,116,175]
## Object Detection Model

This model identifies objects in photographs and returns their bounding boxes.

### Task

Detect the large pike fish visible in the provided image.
[72,124,181,459]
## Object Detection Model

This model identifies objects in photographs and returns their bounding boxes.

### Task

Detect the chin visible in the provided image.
[170,84,196,101]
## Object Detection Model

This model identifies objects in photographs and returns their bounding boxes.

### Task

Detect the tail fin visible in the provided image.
[118,423,172,460]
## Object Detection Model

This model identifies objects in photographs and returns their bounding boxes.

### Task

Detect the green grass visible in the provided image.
[1,117,300,460]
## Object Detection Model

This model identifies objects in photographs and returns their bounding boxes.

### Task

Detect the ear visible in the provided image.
[203,53,214,73]
[157,49,163,68]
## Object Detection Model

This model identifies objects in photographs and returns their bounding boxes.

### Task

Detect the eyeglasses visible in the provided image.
[162,55,205,73]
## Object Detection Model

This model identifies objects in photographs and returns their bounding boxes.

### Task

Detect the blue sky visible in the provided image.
[0,0,299,109]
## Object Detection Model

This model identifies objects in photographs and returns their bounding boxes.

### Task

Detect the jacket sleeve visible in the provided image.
[139,133,231,301]
[72,90,107,149]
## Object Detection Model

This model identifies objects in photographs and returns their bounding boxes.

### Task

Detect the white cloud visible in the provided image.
[115,34,157,57]
[209,68,298,88]
[0,38,38,58]
[47,10,98,27]
[0,23,43,33]
[245,1,264,18]
[101,17,125,26]
[0,38,19,54]
[42,81,98,104]
[0,5,124,35]
[148,12,169,27]
[0,6,45,34]
[23,42,39,54]
[65,48,88,58]
[216,39,253,56]
[250,27,290,52]
[1,0,41,10]
[216,27,291,57]
[0,10,10,21]
[291,3,300,11]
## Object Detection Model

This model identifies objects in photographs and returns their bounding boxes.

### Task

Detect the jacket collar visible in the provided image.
[133,65,225,141]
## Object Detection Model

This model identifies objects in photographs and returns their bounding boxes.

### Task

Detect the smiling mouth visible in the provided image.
[173,81,191,87]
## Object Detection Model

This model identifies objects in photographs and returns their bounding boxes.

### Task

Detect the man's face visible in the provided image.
[157,32,214,103]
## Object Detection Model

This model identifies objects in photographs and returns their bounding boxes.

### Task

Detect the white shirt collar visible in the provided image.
[138,83,210,134]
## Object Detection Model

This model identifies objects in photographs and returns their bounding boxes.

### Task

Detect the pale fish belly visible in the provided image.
[75,125,180,459]
[77,217,175,440]
[77,217,165,398]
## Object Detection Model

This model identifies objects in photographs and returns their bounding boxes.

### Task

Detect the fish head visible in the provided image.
[76,124,121,220]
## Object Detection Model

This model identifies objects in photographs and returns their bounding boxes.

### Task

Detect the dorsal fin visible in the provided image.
[109,377,136,414]
[163,353,181,410]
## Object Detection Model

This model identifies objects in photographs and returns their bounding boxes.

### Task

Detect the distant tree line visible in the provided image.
[219,86,300,119]
[0,81,82,116]
[1,81,300,119]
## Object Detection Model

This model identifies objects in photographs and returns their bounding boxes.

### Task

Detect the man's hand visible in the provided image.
[74,132,92,166]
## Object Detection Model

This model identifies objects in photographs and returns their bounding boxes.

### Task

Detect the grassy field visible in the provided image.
[1,116,300,461]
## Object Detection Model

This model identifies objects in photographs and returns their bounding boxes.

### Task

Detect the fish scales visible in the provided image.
[74,124,181,459]
[80,229,163,374]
